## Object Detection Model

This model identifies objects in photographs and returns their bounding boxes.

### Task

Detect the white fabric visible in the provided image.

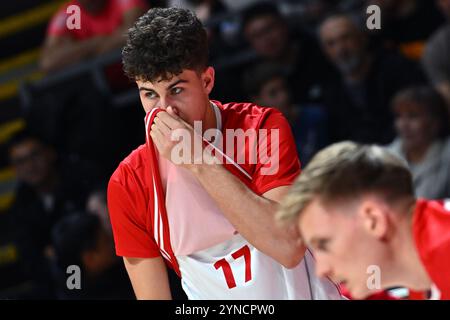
[177,233,342,300]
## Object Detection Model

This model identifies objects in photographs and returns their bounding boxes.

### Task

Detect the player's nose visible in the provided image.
[157,96,175,110]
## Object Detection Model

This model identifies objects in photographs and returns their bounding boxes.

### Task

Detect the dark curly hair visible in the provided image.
[122,7,209,82]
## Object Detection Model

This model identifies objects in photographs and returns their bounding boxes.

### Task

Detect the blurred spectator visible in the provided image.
[319,13,425,144]
[168,0,227,23]
[40,0,148,73]
[0,205,54,299]
[280,0,339,34]
[51,212,134,299]
[243,62,328,164]
[220,0,259,11]
[241,1,335,104]
[388,86,450,199]
[87,184,112,235]
[86,184,188,299]
[422,0,450,107]
[2,130,97,298]
[7,130,98,255]
[366,0,445,60]
[437,0,450,16]
[167,0,234,63]
[23,74,118,179]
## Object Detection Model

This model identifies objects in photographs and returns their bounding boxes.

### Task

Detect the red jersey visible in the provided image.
[107,101,300,262]
[413,199,450,300]
[47,0,148,40]
[340,285,398,300]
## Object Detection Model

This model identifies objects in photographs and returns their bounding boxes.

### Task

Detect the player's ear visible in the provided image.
[201,66,215,95]
[359,197,389,240]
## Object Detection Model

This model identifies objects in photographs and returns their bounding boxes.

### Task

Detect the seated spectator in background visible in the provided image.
[388,86,450,199]
[87,184,112,235]
[86,185,188,299]
[51,212,134,299]
[241,1,335,104]
[3,130,97,298]
[366,0,445,60]
[422,0,450,107]
[319,13,425,144]
[243,62,328,164]
[40,0,148,72]
[167,0,232,63]
[0,205,54,299]
[8,131,94,251]
[168,0,227,23]
[287,0,339,34]
[7,131,98,272]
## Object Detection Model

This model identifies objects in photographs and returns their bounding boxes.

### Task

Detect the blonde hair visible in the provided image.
[277,141,414,222]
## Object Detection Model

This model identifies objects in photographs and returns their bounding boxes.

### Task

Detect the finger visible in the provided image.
[150,130,163,151]
[167,107,194,129]
[178,116,194,130]
[153,117,171,137]
[151,123,167,142]
[156,110,181,129]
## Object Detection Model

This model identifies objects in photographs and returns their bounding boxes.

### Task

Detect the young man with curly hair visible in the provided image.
[107,7,341,299]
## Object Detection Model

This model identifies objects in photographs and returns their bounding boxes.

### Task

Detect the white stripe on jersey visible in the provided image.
[202,137,253,180]
[444,199,450,211]
[153,182,159,246]
[430,284,442,300]
[153,180,171,262]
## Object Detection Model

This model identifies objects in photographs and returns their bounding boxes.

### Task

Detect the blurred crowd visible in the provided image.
[1,0,450,299]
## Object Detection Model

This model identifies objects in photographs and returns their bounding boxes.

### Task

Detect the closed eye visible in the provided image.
[310,237,330,252]
[316,239,329,252]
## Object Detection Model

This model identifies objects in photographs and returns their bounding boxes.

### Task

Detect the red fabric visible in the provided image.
[107,102,301,266]
[107,145,161,259]
[214,101,301,195]
[408,290,428,300]
[340,285,398,300]
[47,0,148,40]
[413,199,450,300]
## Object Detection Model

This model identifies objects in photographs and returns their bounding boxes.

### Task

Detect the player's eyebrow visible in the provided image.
[139,86,154,92]
[166,79,187,89]
[138,79,188,92]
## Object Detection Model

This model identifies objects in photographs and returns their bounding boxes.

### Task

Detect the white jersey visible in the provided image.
[177,233,342,299]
